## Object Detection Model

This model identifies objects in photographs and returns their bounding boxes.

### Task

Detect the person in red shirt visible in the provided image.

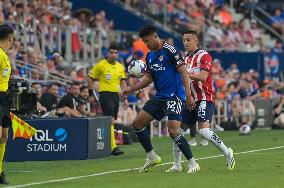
[166,30,235,172]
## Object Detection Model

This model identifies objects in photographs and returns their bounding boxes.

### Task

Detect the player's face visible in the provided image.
[183,33,198,53]
[107,49,118,62]
[142,33,157,50]
[8,34,14,49]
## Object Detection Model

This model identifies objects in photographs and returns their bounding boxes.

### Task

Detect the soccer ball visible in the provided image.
[128,60,146,78]
[239,124,251,135]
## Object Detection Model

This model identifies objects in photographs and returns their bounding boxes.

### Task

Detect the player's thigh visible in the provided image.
[142,98,165,121]
[165,96,184,122]
[132,110,154,130]
[197,101,214,129]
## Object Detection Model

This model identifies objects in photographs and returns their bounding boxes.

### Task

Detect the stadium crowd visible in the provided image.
[0,0,284,130]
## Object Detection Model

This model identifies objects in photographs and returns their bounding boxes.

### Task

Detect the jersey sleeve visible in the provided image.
[200,53,212,73]
[89,62,101,79]
[120,63,126,80]
[167,47,185,68]
[145,53,151,73]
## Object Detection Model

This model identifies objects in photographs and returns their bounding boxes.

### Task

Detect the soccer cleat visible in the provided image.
[111,147,124,156]
[0,171,9,185]
[200,139,208,146]
[226,148,235,170]
[187,162,200,173]
[214,124,224,132]
[139,155,161,172]
[188,139,197,146]
[165,165,182,172]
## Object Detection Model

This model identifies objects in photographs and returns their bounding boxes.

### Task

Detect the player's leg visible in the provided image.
[133,98,163,172]
[0,116,9,184]
[166,97,199,173]
[197,101,235,170]
[99,92,123,156]
[166,109,197,172]
[188,123,198,146]
[167,119,200,173]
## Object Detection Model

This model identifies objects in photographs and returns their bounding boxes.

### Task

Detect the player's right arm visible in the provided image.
[88,62,101,90]
[188,53,212,82]
[120,73,153,97]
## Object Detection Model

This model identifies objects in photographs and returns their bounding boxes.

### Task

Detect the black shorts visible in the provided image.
[142,96,185,121]
[182,100,214,125]
[0,92,12,128]
[99,92,119,120]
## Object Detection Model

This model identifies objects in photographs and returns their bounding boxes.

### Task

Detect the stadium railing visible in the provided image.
[13,59,77,86]
[11,20,108,63]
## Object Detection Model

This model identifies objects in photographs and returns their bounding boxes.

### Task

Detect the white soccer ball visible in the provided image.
[128,60,146,78]
[239,124,251,135]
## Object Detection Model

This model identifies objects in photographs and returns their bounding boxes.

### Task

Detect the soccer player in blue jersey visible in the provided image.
[121,25,200,173]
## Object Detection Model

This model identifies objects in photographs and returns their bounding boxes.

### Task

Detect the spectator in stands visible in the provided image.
[78,86,96,117]
[58,82,82,117]
[218,4,233,26]
[40,83,59,112]
[270,8,284,36]
[31,83,47,113]
[272,94,284,129]
[271,40,283,53]
[40,83,74,117]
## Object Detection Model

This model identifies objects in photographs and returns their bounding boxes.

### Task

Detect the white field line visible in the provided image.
[6,145,284,188]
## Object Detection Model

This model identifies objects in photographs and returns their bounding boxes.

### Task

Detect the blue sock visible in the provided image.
[172,133,193,160]
[134,127,153,153]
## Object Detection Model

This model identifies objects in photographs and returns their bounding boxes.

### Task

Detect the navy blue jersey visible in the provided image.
[145,42,186,100]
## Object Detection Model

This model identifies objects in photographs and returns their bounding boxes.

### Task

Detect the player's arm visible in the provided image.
[120,73,153,97]
[188,70,209,82]
[188,54,212,82]
[177,65,192,99]
[88,63,100,90]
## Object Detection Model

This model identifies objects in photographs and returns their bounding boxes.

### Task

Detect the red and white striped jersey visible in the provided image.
[185,49,215,103]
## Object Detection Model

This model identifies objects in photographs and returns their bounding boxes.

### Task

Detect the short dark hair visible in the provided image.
[48,83,58,89]
[31,82,41,88]
[108,43,119,51]
[0,24,14,40]
[183,30,199,38]
[70,82,81,87]
[80,85,88,92]
[139,25,157,38]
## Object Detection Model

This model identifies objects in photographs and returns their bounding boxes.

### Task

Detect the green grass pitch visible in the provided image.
[5,130,284,188]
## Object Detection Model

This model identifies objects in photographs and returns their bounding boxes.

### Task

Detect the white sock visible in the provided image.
[188,157,197,166]
[147,149,157,159]
[173,142,182,167]
[199,128,229,155]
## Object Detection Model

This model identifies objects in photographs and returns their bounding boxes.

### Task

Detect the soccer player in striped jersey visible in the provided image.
[166,30,235,172]
[121,25,200,173]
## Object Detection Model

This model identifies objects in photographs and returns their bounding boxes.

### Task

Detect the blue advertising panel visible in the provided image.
[5,118,93,161]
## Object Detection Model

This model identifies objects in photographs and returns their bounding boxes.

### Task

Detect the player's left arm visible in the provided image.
[119,65,128,110]
[188,54,212,82]
[170,49,194,110]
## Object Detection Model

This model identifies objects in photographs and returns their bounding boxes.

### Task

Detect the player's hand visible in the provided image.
[120,88,131,97]
[123,98,129,110]
[186,96,195,111]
